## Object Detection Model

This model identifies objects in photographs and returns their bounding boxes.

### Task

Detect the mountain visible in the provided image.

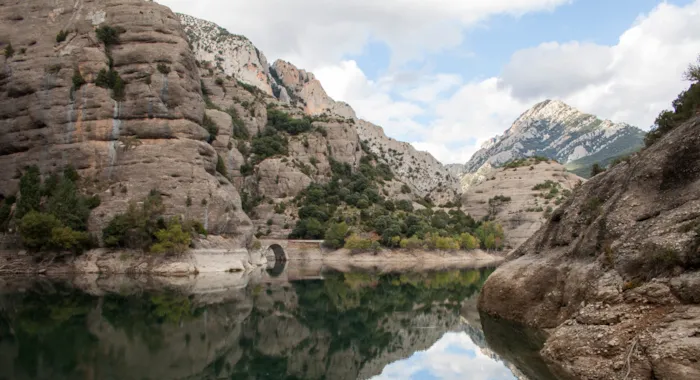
[478,111,700,379]
[179,14,459,204]
[463,100,645,177]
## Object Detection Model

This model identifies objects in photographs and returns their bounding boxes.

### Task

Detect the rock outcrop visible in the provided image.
[461,158,583,249]
[463,100,645,178]
[0,0,252,241]
[478,116,700,379]
[178,13,275,96]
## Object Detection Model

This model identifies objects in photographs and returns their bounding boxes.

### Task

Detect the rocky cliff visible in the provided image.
[462,100,645,178]
[461,158,583,249]
[178,14,458,202]
[0,0,252,242]
[478,115,700,379]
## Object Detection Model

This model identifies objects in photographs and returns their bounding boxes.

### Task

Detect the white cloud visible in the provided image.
[156,0,569,69]
[157,0,700,165]
[371,332,517,380]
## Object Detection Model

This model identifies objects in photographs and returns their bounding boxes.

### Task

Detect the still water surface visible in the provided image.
[0,265,549,380]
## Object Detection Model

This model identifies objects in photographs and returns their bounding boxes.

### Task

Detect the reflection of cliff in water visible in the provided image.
[0,265,496,380]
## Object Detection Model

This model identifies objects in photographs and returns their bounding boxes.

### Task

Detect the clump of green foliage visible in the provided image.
[4,43,14,58]
[157,63,171,75]
[502,156,550,169]
[645,55,700,147]
[102,190,202,254]
[95,68,125,100]
[251,127,288,161]
[216,154,228,178]
[72,69,86,90]
[13,166,98,253]
[56,30,69,43]
[291,149,505,251]
[95,25,123,46]
[202,114,218,143]
[267,109,313,135]
[590,163,606,177]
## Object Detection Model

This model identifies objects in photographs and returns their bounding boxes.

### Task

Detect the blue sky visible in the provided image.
[159,0,700,163]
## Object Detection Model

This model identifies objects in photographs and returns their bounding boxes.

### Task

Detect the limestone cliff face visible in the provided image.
[478,117,700,379]
[178,13,274,96]
[0,0,252,240]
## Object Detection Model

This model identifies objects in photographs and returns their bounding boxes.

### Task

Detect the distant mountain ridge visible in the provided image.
[462,100,645,178]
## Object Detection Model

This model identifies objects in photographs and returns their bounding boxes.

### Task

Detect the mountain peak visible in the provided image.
[463,100,645,174]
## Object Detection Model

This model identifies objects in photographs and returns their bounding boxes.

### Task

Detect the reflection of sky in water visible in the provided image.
[372,332,517,380]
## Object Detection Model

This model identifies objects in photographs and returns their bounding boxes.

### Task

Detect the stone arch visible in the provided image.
[266,243,287,263]
[266,259,286,277]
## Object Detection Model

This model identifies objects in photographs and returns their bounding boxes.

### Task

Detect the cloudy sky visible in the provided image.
[157,0,700,164]
[370,331,516,380]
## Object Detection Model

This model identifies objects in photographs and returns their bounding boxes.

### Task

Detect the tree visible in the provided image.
[19,212,62,251]
[16,165,41,219]
[683,55,700,82]
[324,222,349,249]
[47,178,90,231]
[150,218,192,255]
[590,163,606,177]
[459,233,480,250]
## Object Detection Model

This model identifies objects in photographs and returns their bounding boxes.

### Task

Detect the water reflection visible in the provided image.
[0,264,534,380]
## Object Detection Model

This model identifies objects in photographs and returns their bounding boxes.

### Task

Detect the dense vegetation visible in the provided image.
[501,156,551,169]
[7,166,100,253]
[645,55,700,147]
[102,190,204,254]
[290,147,505,251]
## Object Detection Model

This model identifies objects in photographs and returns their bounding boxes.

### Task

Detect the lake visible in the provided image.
[0,263,553,380]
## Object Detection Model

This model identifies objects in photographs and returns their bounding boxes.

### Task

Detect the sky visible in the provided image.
[157,0,700,164]
[370,331,517,380]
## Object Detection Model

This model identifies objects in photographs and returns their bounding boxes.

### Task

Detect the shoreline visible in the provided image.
[0,247,504,276]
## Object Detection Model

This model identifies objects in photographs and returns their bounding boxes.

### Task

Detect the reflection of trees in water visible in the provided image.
[0,268,497,380]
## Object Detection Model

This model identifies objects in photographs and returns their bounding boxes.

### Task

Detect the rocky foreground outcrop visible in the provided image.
[478,116,700,379]
[0,0,252,240]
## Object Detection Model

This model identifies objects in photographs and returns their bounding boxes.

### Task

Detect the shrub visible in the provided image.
[19,212,62,251]
[103,191,165,249]
[16,165,41,219]
[49,226,90,252]
[459,233,480,250]
[400,236,423,250]
[56,30,69,43]
[4,43,14,58]
[46,178,90,231]
[96,25,122,46]
[645,55,700,147]
[150,218,192,255]
[215,77,224,86]
[157,63,171,74]
[267,109,313,135]
[216,154,227,178]
[203,114,218,142]
[475,222,505,250]
[72,70,86,90]
[590,163,606,177]
[95,68,126,100]
[240,162,254,176]
[251,129,288,160]
[324,222,349,249]
[344,234,372,252]
[400,184,411,194]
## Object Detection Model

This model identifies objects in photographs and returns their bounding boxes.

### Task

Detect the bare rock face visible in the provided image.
[178,13,274,96]
[478,117,700,379]
[461,159,583,249]
[0,0,252,241]
[357,120,460,203]
[271,60,356,119]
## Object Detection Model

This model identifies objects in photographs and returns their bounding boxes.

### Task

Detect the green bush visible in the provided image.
[645,55,700,147]
[96,25,122,46]
[50,226,90,252]
[590,163,606,176]
[251,128,288,160]
[459,233,480,250]
[95,68,125,100]
[72,70,86,90]
[4,43,14,58]
[46,178,90,231]
[157,63,171,74]
[267,109,313,135]
[16,165,41,219]
[103,191,166,250]
[150,218,192,255]
[344,234,372,252]
[19,212,62,251]
[324,222,349,249]
[400,236,423,250]
[56,30,69,43]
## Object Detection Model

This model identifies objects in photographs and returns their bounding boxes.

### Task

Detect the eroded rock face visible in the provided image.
[478,117,700,379]
[461,159,583,249]
[178,13,274,96]
[0,0,252,241]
